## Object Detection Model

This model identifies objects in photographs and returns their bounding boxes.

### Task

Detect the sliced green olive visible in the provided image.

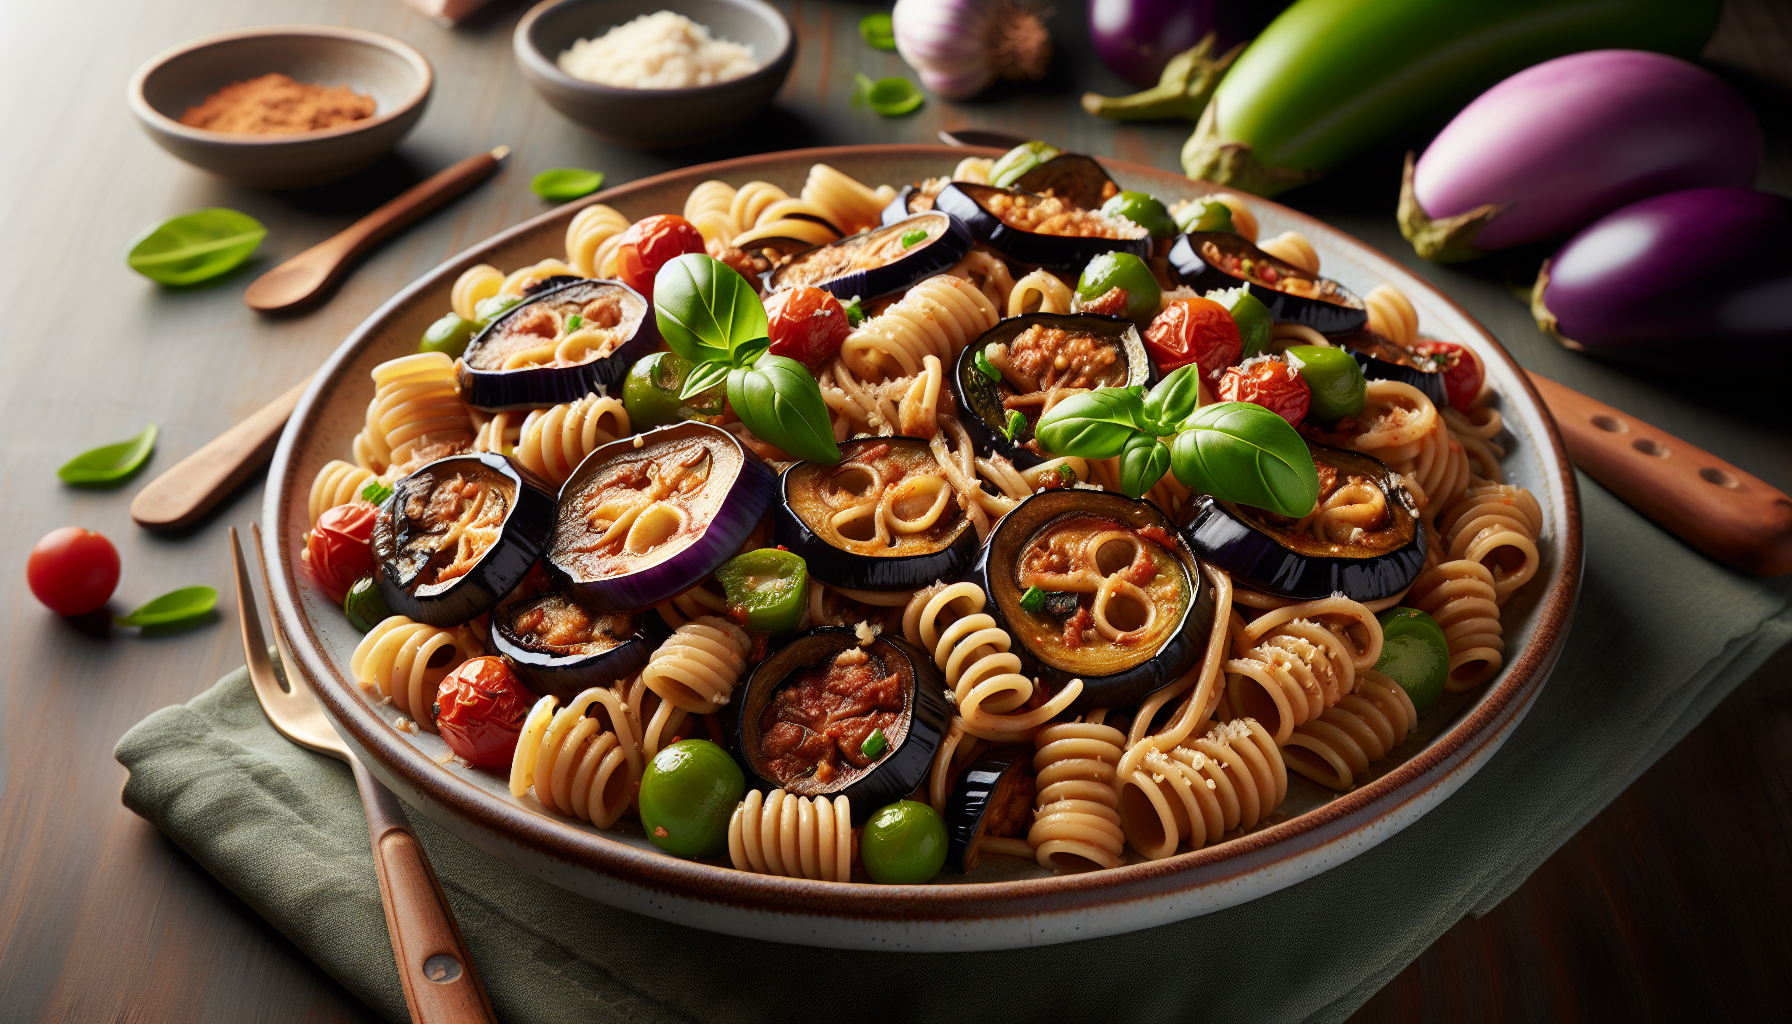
[1375,606,1450,710]
[714,548,809,634]
[1076,251,1161,325]
[343,576,388,633]
[1174,197,1235,234]
[637,739,745,859]
[418,313,477,359]
[989,141,1061,189]
[1207,286,1272,359]
[1100,191,1177,239]
[471,294,522,326]
[623,351,726,430]
[1285,345,1367,424]
[860,800,948,883]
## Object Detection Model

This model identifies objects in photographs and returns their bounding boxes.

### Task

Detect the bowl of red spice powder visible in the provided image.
[129,25,433,189]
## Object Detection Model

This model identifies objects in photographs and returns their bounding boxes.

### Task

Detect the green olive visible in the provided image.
[860,800,948,884]
[471,294,522,326]
[1374,607,1450,710]
[989,141,1061,189]
[637,739,745,859]
[418,313,477,359]
[1208,286,1273,359]
[713,548,809,634]
[623,351,726,430]
[1076,251,1162,325]
[1174,197,1236,234]
[1100,191,1177,239]
[1285,345,1367,424]
[342,575,389,633]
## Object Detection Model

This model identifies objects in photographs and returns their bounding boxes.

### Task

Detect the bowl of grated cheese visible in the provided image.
[515,0,795,148]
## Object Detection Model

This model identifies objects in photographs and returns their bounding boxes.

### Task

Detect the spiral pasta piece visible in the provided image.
[728,789,854,882]
[1281,670,1418,791]
[1345,380,1440,465]
[1437,482,1543,603]
[801,163,894,236]
[947,248,1016,310]
[1211,193,1258,242]
[565,204,630,278]
[1364,284,1419,347]
[1029,721,1127,872]
[308,459,375,524]
[1407,559,1504,691]
[1114,718,1286,860]
[351,616,479,732]
[841,275,1000,379]
[1222,598,1384,746]
[729,181,789,236]
[682,180,740,244]
[1257,231,1318,274]
[508,392,630,486]
[641,616,752,715]
[450,264,503,321]
[1006,268,1074,316]
[353,352,471,475]
[904,582,1082,743]
[510,687,643,828]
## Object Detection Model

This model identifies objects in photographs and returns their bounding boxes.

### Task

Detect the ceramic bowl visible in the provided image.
[514,0,795,148]
[128,26,433,190]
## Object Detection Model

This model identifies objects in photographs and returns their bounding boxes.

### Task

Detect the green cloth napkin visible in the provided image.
[115,474,1792,1024]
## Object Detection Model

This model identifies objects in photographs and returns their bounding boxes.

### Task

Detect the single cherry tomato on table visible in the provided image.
[27,526,120,616]
[1411,340,1483,411]
[304,501,379,603]
[615,214,706,296]
[1145,297,1241,379]
[764,286,850,365]
[433,656,532,768]
[1219,357,1311,426]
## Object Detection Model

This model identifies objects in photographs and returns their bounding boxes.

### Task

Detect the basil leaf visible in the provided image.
[654,253,768,366]
[1169,401,1319,516]
[530,168,604,201]
[58,424,156,486]
[854,73,924,117]
[1034,387,1149,459]
[1142,364,1204,433]
[1118,435,1171,500]
[114,585,218,628]
[126,209,265,286]
[731,336,771,368]
[727,357,840,464]
[859,12,896,49]
[973,349,1000,381]
[1002,409,1027,442]
[680,359,733,400]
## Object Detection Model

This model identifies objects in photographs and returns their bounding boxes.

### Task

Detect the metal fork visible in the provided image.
[230,525,497,1024]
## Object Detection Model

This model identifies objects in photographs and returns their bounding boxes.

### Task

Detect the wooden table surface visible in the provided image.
[2,0,1788,1020]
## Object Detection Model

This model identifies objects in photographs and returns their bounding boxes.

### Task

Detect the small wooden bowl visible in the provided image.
[128,26,433,190]
[514,0,795,149]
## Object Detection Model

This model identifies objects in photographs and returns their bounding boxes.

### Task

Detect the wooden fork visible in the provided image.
[229,525,497,1024]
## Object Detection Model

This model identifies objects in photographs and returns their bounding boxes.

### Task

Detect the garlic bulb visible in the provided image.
[892,0,1052,100]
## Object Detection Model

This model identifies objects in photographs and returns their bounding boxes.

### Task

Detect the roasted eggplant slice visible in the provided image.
[775,437,978,591]
[1170,231,1368,335]
[731,627,951,827]
[955,314,1153,468]
[971,490,1214,710]
[548,421,776,612]
[944,747,1037,873]
[1011,153,1122,211]
[490,570,654,700]
[1182,440,1425,602]
[372,452,558,627]
[765,213,972,301]
[1331,329,1451,409]
[458,278,659,411]
[934,183,1151,274]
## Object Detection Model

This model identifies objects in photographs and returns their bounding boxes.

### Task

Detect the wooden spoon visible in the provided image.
[131,375,314,531]
[244,145,510,313]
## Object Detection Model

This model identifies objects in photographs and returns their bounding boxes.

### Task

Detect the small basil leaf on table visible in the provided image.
[1169,401,1319,517]
[126,209,266,286]
[854,73,924,117]
[114,585,218,627]
[1034,387,1150,459]
[680,359,734,401]
[58,424,156,485]
[654,253,769,366]
[859,12,896,49]
[530,168,605,201]
[1142,364,1205,432]
[727,356,841,464]
[1118,434,1172,500]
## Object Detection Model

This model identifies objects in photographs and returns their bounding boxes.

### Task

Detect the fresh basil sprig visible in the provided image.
[653,253,839,464]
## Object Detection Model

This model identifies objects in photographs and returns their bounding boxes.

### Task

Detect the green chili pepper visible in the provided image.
[861,728,889,761]
[1019,585,1047,613]
[714,548,809,634]
[1080,34,1242,123]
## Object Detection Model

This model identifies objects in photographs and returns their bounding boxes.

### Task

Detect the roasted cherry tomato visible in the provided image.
[1375,607,1451,711]
[638,739,745,859]
[433,657,532,768]
[623,351,726,430]
[1411,340,1484,411]
[1076,251,1162,325]
[26,526,120,616]
[1100,191,1177,239]
[1285,345,1367,424]
[615,214,706,296]
[764,286,850,365]
[861,800,948,884]
[304,502,379,603]
[1219,357,1311,425]
[1145,297,1241,379]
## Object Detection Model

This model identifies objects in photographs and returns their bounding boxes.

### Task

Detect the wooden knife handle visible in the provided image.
[351,756,497,1024]
[1527,371,1792,575]
[130,375,314,531]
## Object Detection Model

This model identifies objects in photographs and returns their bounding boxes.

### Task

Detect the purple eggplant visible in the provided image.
[1401,50,1761,262]
[1532,187,1792,365]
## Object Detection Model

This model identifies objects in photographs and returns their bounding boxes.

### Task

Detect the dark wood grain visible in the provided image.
[0,0,1787,1021]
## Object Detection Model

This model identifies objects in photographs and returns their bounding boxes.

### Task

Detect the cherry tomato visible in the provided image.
[1145,297,1241,380]
[1411,340,1484,411]
[304,502,378,603]
[615,214,706,296]
[1219,357,1311,425]
[764,286,850,365]
[433,657,532,769]
[26,527,119,616]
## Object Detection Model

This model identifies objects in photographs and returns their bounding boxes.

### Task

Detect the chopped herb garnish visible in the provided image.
[1019,586,1047,613]
[860,728,888,761]
[844,296,866,327]
[900,228,928,248]
[1056,464,1076,485]
[565,313,583,332]
[973,348,1000,381]
[360,480,394,506]
[1002,409,1027,442]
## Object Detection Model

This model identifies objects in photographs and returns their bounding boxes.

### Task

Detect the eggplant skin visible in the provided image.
[935,183,1151,275]
[943,747,1033,874]
[1333,330,1448,409]
[765,214,972,302]
[1534,187,1792,366]
[1169,231,1367,335]
[490,613,652,701]
[457,278,660,412]
[1012,154,1121,212]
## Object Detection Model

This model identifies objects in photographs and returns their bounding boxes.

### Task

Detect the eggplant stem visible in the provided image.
[1080,34,1244,123]
[1180,100,1321,197]
[1529,260,1584,352]
[1396,152,1506,263]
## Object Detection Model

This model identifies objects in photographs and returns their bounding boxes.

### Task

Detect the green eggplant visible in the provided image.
[1182,0,1722,196]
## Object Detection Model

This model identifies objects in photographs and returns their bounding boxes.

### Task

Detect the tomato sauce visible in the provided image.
[758,646,906,787]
